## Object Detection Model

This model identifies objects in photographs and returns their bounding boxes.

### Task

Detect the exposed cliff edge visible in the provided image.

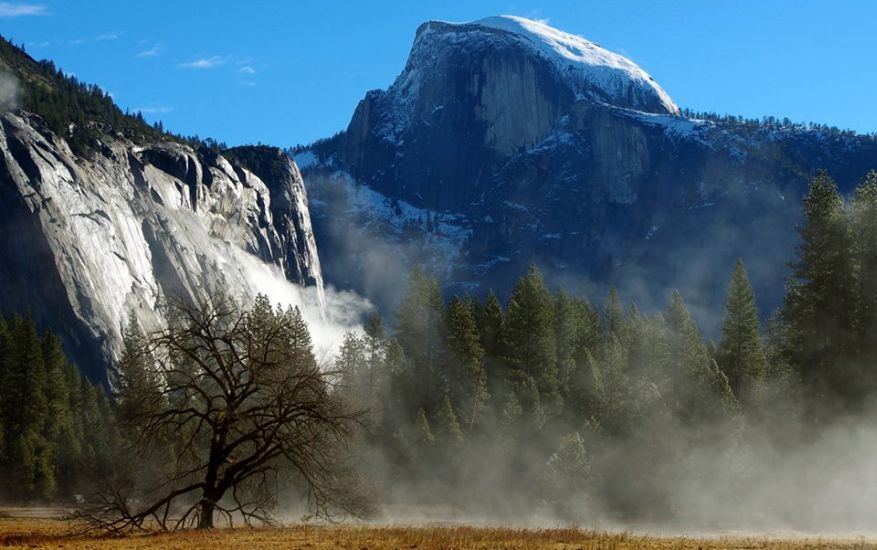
[0,111,323,383]
[299,16,877,325]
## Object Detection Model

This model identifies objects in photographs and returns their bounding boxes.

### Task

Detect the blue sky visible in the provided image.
[2,0,876,147]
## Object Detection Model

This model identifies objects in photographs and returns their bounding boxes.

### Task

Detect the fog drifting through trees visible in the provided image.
[4,171,877,535]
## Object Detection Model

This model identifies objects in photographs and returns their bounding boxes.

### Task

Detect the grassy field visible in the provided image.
[1,516,876,549]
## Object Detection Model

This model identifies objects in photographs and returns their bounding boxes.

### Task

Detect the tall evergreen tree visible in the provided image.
[114,314,160,431]
[477,289,505,398]
[850,171,877,374]
[604,288,626,342]
[444,297,488,432]
[434,394,464,447]
[395,266,445,412]
[554,290,580,399]
[782,170,857,402]
[666,291,737,423]
[504,264,559,412]
[716,259,767,403]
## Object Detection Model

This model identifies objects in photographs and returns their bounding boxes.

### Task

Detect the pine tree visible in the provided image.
[666,291,709,379]
[414,408,435,447]
[499,391,523,450]
[1,315,55,500]
[504,264,558,411]
[542,432,590,517]
[434,394,464,447]
[444,297,488,432]
[782,170,857,402]
[478,289,504,358]
[666,291,736,422]
[395,266,445,412]
[12,315,49,437]
[363,311,387,391]
[477,289,505,400]
[604,288,626,342]
[286,305,314,363]
[554,290,580,399]
[716,259,767,403]
[114,313,160,431]
[337,331,366,395]
[850,171,877,378]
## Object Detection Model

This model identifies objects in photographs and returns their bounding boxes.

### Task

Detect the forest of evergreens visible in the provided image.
[0,314,115,503]
[1,169,876,525]
[331,169,877,521]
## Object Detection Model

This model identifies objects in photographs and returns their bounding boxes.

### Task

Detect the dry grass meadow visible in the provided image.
[1,514,876,549]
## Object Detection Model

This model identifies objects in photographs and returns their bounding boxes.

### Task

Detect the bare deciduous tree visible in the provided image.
[80,295,368,533]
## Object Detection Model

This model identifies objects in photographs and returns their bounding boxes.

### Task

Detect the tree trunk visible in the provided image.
[198,498,215,529]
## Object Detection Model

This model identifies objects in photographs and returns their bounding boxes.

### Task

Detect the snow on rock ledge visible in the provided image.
[467,16,678,115]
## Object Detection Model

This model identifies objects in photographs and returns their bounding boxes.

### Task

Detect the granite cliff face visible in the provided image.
[300,16,877,324]
[0,111,322,382]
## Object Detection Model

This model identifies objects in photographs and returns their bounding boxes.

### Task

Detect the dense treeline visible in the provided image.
[2,169,876,522]
[0,313,115,503]
[678,107,877,140]
[334,169,877,520]
[782,170,877,408]
[0,37,222,155]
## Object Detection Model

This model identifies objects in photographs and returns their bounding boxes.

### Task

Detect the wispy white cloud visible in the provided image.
[239,80,256,87]
[178,55,224,69]
[95,31,121,41]
[135,106,174,114]
[237,65,256,75]
[0,2,47,17]
[26,40,50,48]
[136,45,161,58]
[68,37,86,45]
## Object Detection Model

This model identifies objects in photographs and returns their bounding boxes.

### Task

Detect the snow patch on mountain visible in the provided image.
[469,16,678,115]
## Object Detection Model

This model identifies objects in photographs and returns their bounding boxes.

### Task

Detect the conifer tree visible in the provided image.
[477,289,505,396]
[783,170,857,401]
[434,394,464,447]
[604,288,626,342]
[504,264,558,410]
[363,311,387,391]
[414,408,435,447]
[666,291,736,422]
[499,391,523,450]
[114,314,160,431]
[337,331,366,394]
[478,289,504,357]
[666,291,709,379]
[542,432,590,517]
[716,259,767,402]
[554,290,580,398]
[850,171,877,371]
[444,297,488,431]
[395,266,445,412]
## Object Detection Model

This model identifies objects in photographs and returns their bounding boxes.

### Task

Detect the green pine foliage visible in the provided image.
[781,169,877,407]
[0,312,114,502]
[716,259,767,404]
[504,264,560,413]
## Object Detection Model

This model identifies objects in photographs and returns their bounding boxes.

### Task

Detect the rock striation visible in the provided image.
[300,15,877,325]
[0,112,322,382]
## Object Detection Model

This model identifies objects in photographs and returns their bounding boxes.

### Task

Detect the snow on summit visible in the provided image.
[455,15,678,115]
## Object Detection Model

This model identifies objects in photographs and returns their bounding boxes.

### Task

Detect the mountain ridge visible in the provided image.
[0,37,324,383]
[298,15,877,327]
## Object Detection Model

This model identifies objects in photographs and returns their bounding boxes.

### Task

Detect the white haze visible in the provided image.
[0,71,20,112]
[234,248,371,361]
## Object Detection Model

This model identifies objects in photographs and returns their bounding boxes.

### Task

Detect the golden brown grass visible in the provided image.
[1,516,876,550]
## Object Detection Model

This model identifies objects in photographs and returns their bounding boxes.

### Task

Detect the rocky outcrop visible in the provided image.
[0,112,322,382]
[300,16,877,325]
